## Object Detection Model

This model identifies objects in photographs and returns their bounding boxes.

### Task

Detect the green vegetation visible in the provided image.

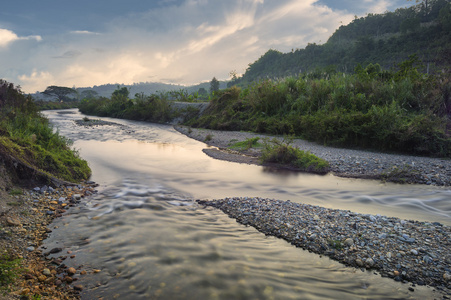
[229,137,262,150]
[260,138,330,174]
[0,251,22,293]
[381,165,421,183]
[8,188,22,196]
[0,80,91,183]
[35,100,79,110]
[187,57,451,157]
[231,0,451,86]
[78,88,173,123]
[204,134,213,142]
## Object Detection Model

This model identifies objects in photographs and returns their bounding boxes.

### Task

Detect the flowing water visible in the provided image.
[42,109,451,299]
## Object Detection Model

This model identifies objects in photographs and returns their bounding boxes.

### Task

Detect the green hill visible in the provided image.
[232,0,451,86]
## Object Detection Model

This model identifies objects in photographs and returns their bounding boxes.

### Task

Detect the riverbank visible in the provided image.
[197,197,451,296]
[174,125,451,186]
[0,171,97,299]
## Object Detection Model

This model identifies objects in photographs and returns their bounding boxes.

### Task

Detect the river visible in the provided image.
[42,109,450,299]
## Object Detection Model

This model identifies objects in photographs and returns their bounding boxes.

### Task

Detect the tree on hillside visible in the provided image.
[112,86,130,99]
[80,90,99,100]
[42,86,77,102]
[210,77,219,95]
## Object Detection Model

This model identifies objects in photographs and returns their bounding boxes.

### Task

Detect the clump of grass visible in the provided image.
[381,164,419,184]
[205,134,213,142]
[0,251,23,293]
[328,239,343,250]
[8,188,22,196]
[260,138,330,174]
[229,137,261,150]
[82,116,91,122]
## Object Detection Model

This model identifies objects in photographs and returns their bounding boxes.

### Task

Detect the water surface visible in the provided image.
[43,110,450,299]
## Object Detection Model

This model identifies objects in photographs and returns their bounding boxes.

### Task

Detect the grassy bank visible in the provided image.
[186,60,451,158]
[0,80,91,184]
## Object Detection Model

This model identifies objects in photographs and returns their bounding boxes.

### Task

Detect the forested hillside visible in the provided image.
[232,0,451,85]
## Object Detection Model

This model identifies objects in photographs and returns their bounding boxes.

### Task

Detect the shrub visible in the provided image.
[260,138,330,174]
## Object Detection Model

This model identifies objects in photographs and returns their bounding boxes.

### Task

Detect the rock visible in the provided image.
[410,249,418,256]
[64,276,73,283]
[42,268,51,276]
[344,238,354,246]
[365,258,375,267]
[355,258,364,267]
[26,246,35,252]
[72,194,81,201]
[74,285,83,291]
[67,267,77,275]
[443,272,451,281]
[6,216,21,226]
[47,247,63,255]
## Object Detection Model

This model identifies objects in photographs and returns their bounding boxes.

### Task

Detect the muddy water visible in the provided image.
[43,109,450,299]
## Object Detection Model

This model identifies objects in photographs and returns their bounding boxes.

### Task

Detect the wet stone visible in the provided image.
[197,197,451,293]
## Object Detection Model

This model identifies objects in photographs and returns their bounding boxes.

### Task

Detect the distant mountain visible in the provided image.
[33,81,228,101]
[231,0,451,86]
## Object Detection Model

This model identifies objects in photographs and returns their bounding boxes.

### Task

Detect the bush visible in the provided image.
[260,138,330,174]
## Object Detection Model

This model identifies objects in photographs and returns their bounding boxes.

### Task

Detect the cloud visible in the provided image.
[70,30,100,35]
[0,28,41,47]
[3,0,360,92]
[53,50,83,59]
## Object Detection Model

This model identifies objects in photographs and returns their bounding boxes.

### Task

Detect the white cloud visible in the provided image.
[3,0,357,93]
[0,28,42,47]
[70,30,100,35]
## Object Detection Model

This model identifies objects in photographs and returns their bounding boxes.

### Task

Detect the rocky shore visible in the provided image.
[0,177,97,299]
[174,125,451,186]
[198,197,451,297]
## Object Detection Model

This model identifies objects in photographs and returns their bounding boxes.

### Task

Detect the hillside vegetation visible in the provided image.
[231,0,451,86]
[0,80,91,184]
[186,57,451,157]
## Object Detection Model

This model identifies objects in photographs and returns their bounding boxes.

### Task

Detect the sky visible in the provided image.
[0,0,410,93]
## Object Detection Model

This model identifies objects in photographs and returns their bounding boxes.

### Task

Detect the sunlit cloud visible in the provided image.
[0,0,409,93]
[0,28,42,47]
[70,30,100,35]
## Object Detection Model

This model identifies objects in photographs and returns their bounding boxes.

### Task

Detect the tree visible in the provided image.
[42,86,77,102]
[112,86,130,99]
[80,90,99,100]
[197,87,208,97]
[210,77,219,94]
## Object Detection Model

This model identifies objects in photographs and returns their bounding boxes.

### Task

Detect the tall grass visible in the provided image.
[0,80,90,182]
[187,62,451,157]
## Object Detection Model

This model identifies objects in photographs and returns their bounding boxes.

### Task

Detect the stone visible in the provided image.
[6,216,21,226]
[74,285,83,291]
[67,267,77,275]
[42,268,51,276]
[344,238,354,246]
[365,258,375,267]
[355,258,364,267]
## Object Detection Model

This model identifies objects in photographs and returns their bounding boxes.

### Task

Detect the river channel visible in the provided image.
[42,109,450,299]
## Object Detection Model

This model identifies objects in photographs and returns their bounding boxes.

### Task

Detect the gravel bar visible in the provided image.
[197,197,451,295]
[174,126,451,186]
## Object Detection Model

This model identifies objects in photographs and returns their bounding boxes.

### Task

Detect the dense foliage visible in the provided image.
[231,0,451,86]
[0,80,91,183]
[260,138,330,174]
[78,91,173,123]
[187,58,451,157]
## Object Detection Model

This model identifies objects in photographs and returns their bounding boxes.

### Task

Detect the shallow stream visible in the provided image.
[43,109,450,299]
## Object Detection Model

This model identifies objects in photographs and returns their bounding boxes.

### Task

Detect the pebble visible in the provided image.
[176,126,451,186]
[197,197,451,293]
